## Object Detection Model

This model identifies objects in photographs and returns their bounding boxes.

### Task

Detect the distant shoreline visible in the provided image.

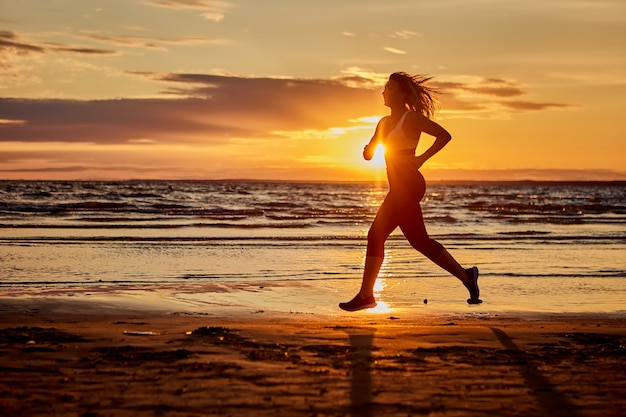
[1,178,625,187]
[428,179,626,187]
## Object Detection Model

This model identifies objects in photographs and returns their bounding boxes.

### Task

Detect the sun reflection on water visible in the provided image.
[372,277,393,313]
[369,300,392,313]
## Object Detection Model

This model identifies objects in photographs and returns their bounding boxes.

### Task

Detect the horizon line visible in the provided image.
[1,178,625,186]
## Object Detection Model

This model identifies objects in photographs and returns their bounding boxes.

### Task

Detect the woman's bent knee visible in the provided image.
[410,239,444,260]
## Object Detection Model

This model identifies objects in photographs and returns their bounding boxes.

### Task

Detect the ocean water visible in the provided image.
[1,180,625,316]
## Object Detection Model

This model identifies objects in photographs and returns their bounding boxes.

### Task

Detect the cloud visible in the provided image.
[433,76,576,118]
[0,118,26,125]
[0,165,90,173]
[332,67,389,89]
[0,30,231,78]
[0,31,118,57]
[0,163,173,174]
[0,74,381,145]
[54,47,119,55]
[79,33,232,50]
[0,72,578,146]
[78,34,163,50]
[144,0,234,21]
[383,47,406,55]
[0,97,255,144]
[435,78,525,98]
[0,31,45,54]
[500,101,577,111]
[389,30,420,40]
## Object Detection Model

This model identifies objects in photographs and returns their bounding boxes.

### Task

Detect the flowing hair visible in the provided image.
[389,72,440,119]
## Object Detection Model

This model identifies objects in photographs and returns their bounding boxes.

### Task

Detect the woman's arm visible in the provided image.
[406,113,452,168]
[363,118,385,161]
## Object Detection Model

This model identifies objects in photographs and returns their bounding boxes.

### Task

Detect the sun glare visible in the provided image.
[369,300,392,313]
[370,277,393,313]
[371,143,386,168]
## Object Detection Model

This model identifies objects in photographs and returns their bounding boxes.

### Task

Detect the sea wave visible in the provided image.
[1,180,625,236]
[1,234,624,243]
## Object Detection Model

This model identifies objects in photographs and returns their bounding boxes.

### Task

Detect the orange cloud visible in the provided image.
[433,77,576,119]
[0,72,578,147]
[145,0,234,21]
[500,101,576,111]
[0,74,381,146]
[80,33,231,50]
[0,31,118,57]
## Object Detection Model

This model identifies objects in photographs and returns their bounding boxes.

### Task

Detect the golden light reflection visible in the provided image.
[371,277,393,313]
[373,277,385,293]
[370,143,386,169]
[369,300,392,313]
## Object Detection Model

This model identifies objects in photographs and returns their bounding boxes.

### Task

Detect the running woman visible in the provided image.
[339,72,481,312]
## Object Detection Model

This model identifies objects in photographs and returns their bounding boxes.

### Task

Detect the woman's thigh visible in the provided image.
[398,201,444,260]
[398,201,429,242]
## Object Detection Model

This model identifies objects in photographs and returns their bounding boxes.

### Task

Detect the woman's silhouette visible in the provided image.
[339,72,481,312]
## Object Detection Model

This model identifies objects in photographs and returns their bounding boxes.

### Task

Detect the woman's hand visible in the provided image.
[363,144,375,161]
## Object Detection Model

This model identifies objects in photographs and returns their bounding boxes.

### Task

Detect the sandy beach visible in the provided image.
[1,294,625,417]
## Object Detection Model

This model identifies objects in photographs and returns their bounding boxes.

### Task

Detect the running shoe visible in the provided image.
[339,294,377,312]
[464,266,482,304]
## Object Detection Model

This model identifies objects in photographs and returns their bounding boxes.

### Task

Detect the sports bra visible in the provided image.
[383,111,419,151]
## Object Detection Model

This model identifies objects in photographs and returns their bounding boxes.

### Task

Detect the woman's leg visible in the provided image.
[360,194,402,295]
[397,201,464,279]
[399,201,481,303]
[357,255,384,298]
[339,194,400,311]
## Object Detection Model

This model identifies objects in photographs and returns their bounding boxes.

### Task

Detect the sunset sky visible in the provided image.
[1,0,625,181]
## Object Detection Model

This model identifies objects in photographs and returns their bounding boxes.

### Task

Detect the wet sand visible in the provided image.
[0,296,625,417]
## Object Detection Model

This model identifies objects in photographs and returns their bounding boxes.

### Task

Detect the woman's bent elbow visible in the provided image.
[439,133,452,144]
